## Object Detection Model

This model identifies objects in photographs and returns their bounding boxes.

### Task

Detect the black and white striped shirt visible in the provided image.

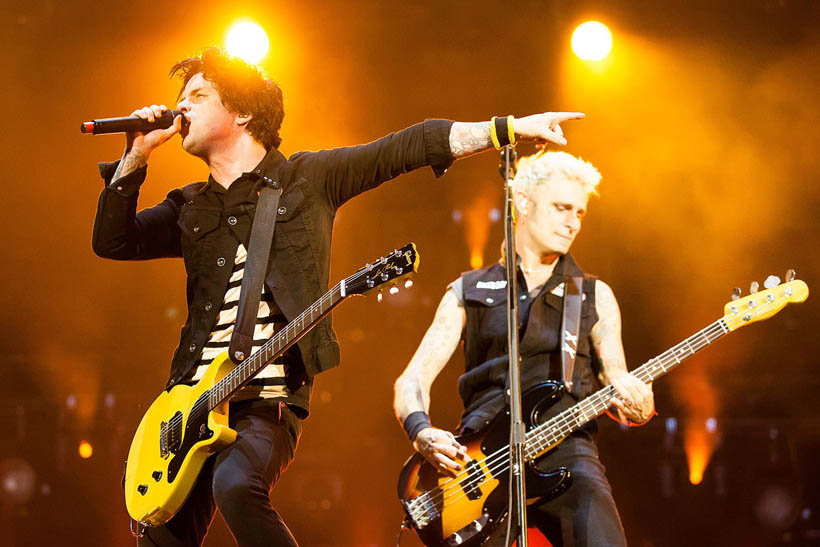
[189,243,290,400]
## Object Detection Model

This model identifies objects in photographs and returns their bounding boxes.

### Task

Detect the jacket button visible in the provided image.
[520,294,527,300]
[217,257,226,267]
[204,301,213,311]
[189,343,197,353]
[228,216,237,226]
[277,206,287,215]
[485,297,494,304]
[193,226,200,233]
[271,180,280,189]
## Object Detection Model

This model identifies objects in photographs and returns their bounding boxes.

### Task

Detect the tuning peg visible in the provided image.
[749,281,759,294]
[763,275,780,289]
[377,290,383,303]
[389,286,400,295]
[404,279,414,289]
[731,288,742,300]
[785,269,796,282]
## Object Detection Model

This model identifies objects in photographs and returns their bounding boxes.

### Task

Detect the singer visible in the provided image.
[90,46,582,546]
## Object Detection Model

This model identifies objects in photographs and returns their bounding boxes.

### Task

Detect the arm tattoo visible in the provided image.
[111,150,148,184]
[590,281,628,384]
[394,290,465,421]
[449,121,493,158]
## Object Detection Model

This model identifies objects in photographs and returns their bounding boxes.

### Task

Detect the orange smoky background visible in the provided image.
[0,1,817,545]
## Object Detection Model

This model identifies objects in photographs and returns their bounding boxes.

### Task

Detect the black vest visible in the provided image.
[457,254,601,432]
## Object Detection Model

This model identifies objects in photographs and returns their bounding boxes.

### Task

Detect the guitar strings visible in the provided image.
[166,262,381,432]
[165,280,343,432]
[413,320,726,516]
[420,320,728,514]
[408,318,733,519]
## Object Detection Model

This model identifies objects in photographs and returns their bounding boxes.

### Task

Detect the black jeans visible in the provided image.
[485,435,626,547]
[137,401,302,547]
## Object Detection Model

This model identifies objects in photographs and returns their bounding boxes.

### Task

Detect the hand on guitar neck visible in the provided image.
[606,371,655,425]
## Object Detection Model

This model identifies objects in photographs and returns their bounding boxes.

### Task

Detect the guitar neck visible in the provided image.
[207,280,348,410]
[524,318,730,460]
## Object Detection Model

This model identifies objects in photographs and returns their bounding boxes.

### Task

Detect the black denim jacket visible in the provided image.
[92,120,454,397]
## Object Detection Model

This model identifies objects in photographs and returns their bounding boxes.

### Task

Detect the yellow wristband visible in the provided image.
[507,115,516,146]
[489,116,501,149]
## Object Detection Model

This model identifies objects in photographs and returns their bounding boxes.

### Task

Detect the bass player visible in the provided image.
[393,150,655,546]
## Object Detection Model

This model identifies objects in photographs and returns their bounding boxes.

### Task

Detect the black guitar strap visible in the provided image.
[228,181,282,365]
[561,276,584,390]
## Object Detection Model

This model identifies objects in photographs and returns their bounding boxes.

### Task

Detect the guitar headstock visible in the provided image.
[722,273,808,332]
[344,243,420,298]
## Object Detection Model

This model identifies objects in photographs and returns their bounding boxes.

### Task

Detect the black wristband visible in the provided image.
[403,411,431,442]
[494,116,511,148]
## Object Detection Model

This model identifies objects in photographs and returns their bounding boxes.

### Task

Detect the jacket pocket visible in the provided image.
[177,209,220,240]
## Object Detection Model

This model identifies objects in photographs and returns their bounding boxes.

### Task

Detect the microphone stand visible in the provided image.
[499,144,527,547]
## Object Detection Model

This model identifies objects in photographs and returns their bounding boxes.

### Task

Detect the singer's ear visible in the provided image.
[236,113,252,127]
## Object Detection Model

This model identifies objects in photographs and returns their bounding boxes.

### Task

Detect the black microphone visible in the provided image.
[80,110,181,135]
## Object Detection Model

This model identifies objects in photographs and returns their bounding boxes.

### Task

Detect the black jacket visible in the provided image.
[92,119,454,391]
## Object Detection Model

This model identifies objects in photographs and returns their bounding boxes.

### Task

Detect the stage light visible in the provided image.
[571,21,612,61]
[78,440,93,459]
[0,458,36,505]
[470,253,484,269]
[226,21,270,64]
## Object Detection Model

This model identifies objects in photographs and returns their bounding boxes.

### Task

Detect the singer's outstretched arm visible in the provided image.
[448,112,584,158]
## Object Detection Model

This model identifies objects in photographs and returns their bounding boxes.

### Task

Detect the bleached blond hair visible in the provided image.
[512,150,601,197]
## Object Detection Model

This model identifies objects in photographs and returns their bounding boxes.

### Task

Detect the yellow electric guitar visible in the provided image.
[398,273,808,547]
[125,243,419,527]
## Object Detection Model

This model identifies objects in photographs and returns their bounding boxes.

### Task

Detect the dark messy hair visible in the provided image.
[170,47,284,149]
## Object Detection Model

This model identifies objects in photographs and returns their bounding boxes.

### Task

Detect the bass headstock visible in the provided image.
[722,271,808,332]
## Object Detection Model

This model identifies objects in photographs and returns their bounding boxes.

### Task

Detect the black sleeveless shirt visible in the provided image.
[456,254,601,433]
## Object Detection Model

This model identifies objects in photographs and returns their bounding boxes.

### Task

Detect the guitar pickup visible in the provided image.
[460,460,483,501]
[159,412,184,458]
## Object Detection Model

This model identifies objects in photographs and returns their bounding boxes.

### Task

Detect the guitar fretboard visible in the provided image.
[207,281,346,409]
[524,318,730,459]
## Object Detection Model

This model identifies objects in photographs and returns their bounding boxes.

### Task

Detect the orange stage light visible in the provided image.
[226,21,270,64]
[78,440,93,459]
[571,21,613,61]
[470,252,484,270]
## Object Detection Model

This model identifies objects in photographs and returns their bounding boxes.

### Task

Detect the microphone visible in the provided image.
[80,110,181,135]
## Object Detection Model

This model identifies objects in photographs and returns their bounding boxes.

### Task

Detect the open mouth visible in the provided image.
[179,116,190,137]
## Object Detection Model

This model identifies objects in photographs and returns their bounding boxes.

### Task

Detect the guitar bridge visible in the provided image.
[160,421,168,458]
[403,495,438,530]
